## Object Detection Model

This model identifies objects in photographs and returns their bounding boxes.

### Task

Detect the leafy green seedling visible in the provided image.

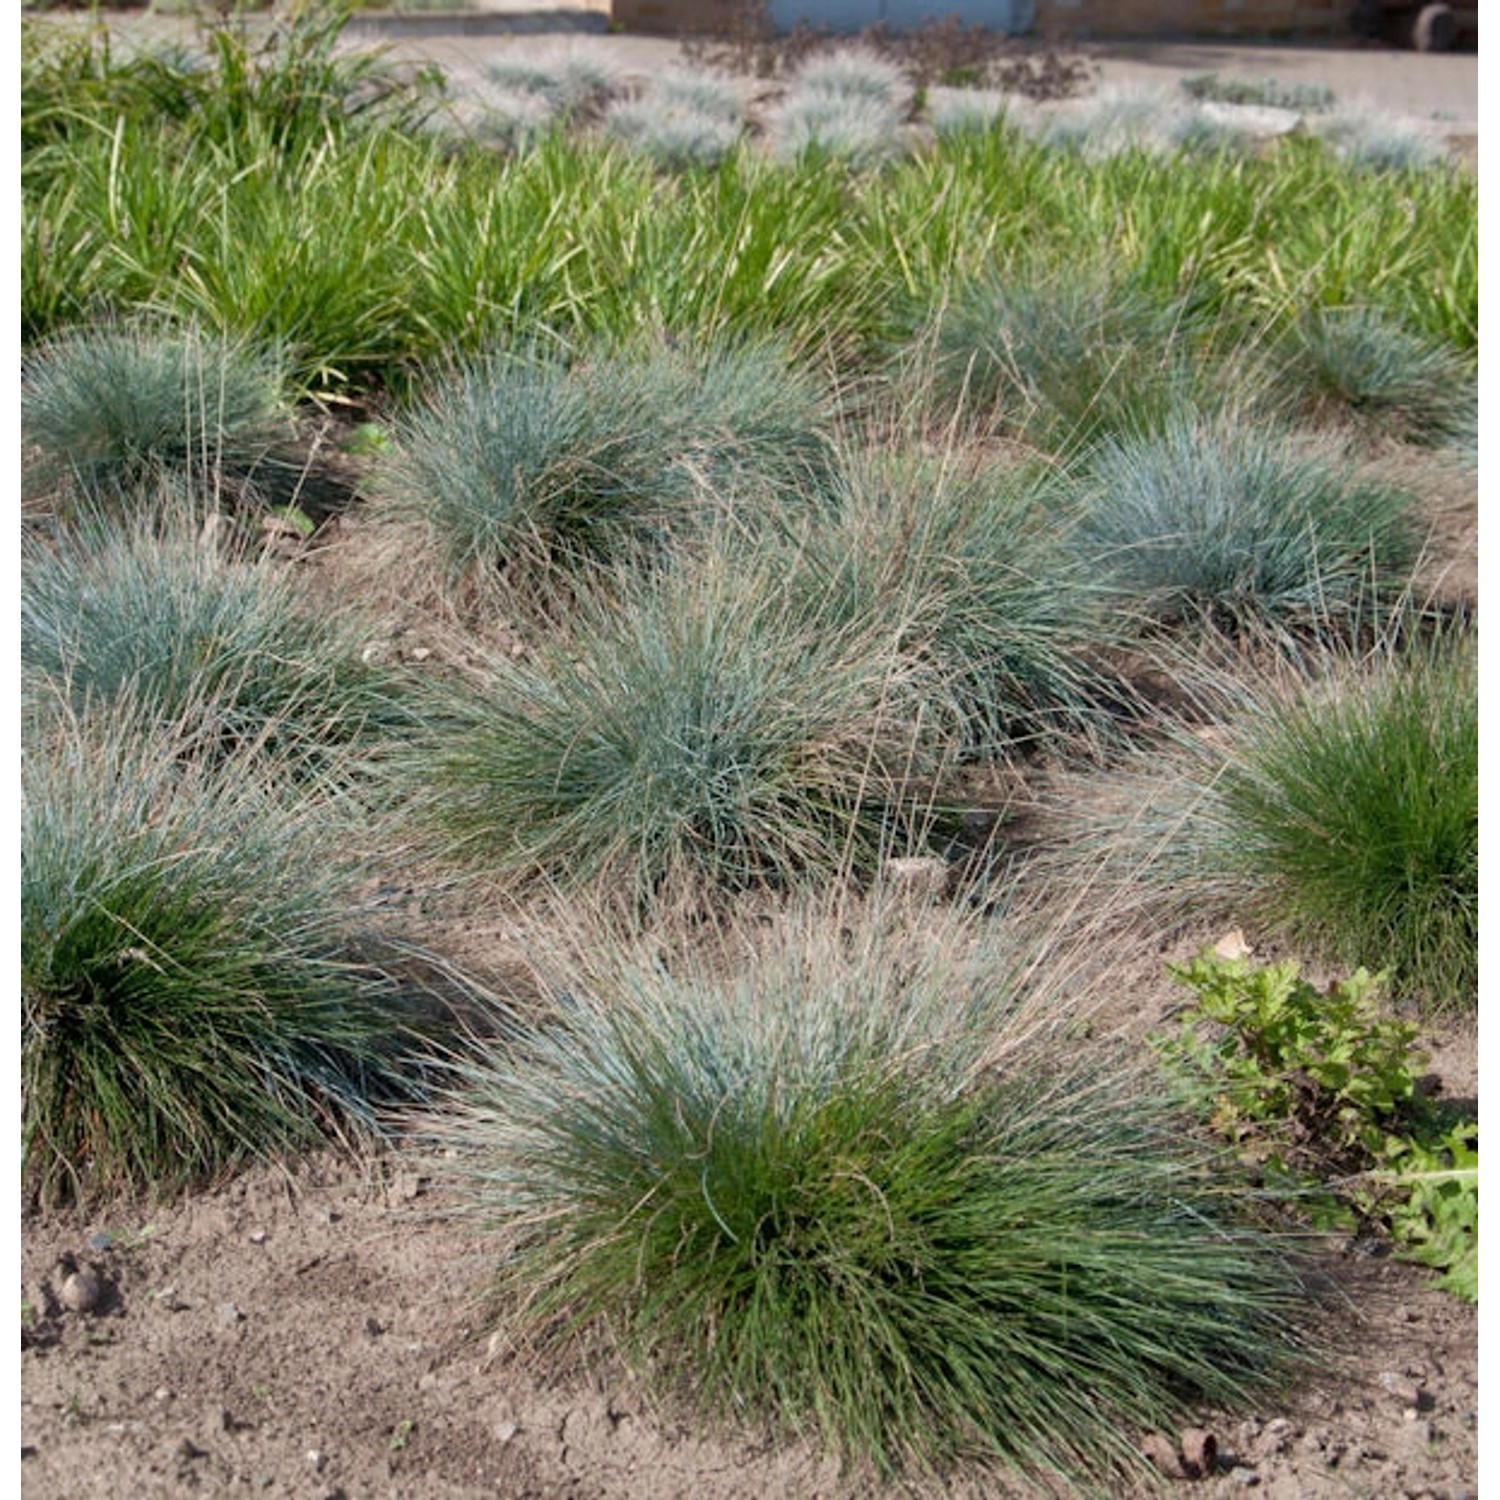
[1156,949,1477,1301]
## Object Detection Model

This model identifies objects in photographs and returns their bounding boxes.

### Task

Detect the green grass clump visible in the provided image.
[1207,638,1477,1012]
[1070,415,1421,641]
[22,322,291,511]
[1029,636,1475,1012]
[377,337,835,585]
[437,906,1314,1484]
[22,3,440,171]
[1287,304,1478,448]
[21,694,439,1207]
[405,556,947,906]
[21,505,415,783]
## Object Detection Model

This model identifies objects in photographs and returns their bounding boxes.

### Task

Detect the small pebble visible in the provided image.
[216,1301,244,1327]
[1258,1417,1296,1456]
[59,1268,102,1314]
[306,1450,327,1472]
[154,1388,174,1403]
[86,1232,113,1253]
[1379,1370,1424,1408]
[1229,1466,1261,1487]
[248,1229,268,1245]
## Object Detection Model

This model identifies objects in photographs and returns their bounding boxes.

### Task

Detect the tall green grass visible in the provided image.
[1210,636,1477,1011]
[22,2,440,176]
[21,692,442,1206]
[435,903,1315,1485]
[23,23,1474,399]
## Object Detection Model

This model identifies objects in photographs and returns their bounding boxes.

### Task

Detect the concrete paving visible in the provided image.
[62,4,1479,133]
[347,7,1478,132]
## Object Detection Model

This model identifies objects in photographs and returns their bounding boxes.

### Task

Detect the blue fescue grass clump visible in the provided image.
[435,903,1316,1486]
[484,51,623,125]
[21,503,416,784]
[790,47,909,109]
[21,321,291,510]
[403,555,950,907]
[775,450,1120,757]
[1179,73,1335,111]
[1287,304,1478,449]
[1311,110,1448,173]
[1069,414,1422,641]
[926,87,1010,139]
[21,693,442,1207]
[768,91,906,166]
[605,96,743,169]
[375,337,836,587]
[767,52,910,166]
[931,263,1222,449]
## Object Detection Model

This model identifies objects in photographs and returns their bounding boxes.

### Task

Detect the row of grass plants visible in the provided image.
[22,11,1476,398]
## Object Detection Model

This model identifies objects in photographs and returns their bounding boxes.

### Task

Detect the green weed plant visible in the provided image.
[1158,950,1477,1301]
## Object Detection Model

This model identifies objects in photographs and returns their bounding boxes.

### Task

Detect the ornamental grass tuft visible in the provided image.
[21,502,416,785]
[434,902,1316,1486]
[21,693,442,1207]
[404,553,950,907]
[932,263,1219,449]
[1206,634,1476,1012]
[21,321,291,512]
[767,51,910,165]
[1286,304,1478,449]
[376,337,835,588]
[1069,414,1422,642]
[774,449,1120,757]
